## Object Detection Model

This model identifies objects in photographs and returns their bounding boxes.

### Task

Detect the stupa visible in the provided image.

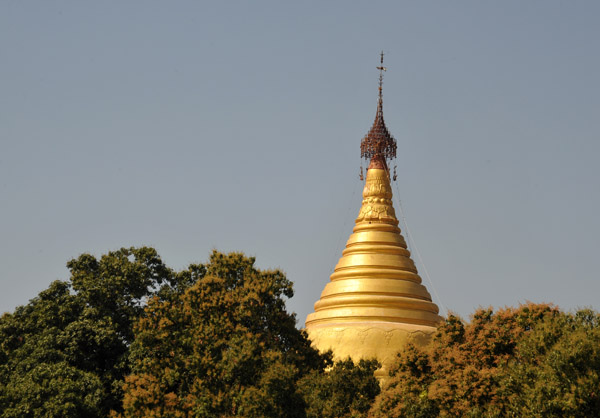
[305,53,443,378]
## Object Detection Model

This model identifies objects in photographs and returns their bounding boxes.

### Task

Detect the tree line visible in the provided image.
[1,247,598,417]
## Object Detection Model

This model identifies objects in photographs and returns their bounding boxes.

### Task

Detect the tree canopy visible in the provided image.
[118,251,328,418]
[2,246,599,417]
[369,303,600,418]
[0,248,380,418]
[0,247,174,417]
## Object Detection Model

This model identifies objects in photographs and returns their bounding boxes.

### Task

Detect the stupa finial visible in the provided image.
[360,52,397,170]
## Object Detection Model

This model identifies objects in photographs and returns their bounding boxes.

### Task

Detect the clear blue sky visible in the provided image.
[1,1,599,323]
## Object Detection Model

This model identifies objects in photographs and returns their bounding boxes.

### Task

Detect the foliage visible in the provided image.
[117,251,328,418]
[498,308,600,417]
[0,248,381,418]
[369,303,600,418]
[299,358,381,418]
[8,245,598,418]
[0,247,173,418]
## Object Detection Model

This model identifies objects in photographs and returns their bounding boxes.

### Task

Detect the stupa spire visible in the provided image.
[360,51,397,171]
[305,54,442,379]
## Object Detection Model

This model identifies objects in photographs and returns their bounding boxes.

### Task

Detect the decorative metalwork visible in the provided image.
[360,51,397,167]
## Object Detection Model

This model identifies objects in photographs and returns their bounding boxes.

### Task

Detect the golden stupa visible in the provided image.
[305,54,443,378]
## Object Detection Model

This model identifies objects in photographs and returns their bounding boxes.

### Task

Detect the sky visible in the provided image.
[1,1,599,324]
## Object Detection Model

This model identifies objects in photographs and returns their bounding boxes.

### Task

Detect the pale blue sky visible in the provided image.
[1,1,599,323]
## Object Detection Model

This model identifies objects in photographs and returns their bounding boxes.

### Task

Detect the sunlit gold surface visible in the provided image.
[305,166,443,378]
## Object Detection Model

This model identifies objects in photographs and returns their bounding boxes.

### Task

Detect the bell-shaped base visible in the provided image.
[305,322,437,379]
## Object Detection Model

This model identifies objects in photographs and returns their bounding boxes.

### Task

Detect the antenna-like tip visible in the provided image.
[376,51,387,98]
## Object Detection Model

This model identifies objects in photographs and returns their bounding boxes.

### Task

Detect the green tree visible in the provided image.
[299,358,381,418]
[369,303,560,418]
[497,309,600,417]
[118,251,327,418]
[0,248,380,418]
[369,304,600,418]
[0,247,173,418]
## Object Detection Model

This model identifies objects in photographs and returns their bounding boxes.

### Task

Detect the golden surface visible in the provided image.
[305,167,443,378]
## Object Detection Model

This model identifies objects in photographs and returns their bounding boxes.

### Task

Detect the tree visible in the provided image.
[118,251,328,418]
[0,248,380,418]
[369,303,559,418]
[369,303,600,418]
[298,358,381,418]
[498,308,600,417]
[0,247,173,418]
